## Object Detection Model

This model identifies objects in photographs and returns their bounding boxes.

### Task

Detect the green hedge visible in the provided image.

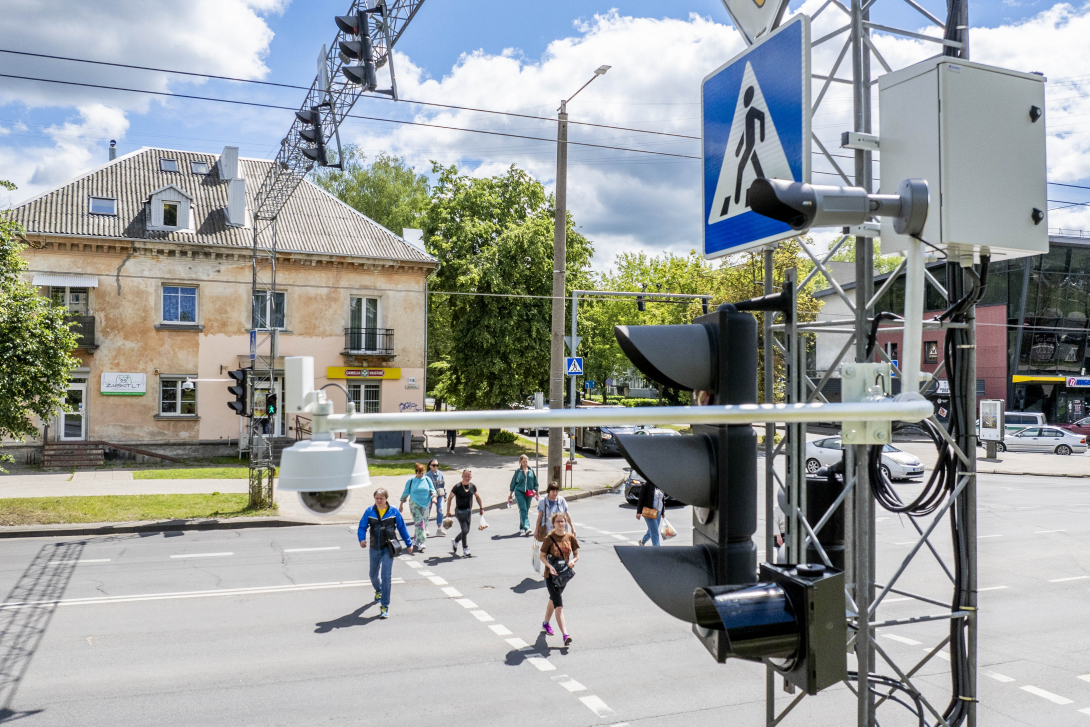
[461,428,483,436]
[492,430,517,444]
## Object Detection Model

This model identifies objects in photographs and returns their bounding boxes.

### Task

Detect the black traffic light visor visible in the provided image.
[694,583,800,661]
[615,433,714,508]
[615,545,714,624]
[614,324,715,392]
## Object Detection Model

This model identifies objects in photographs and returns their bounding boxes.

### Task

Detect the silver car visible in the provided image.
[805,437,925,481]
[998,426,1087,455]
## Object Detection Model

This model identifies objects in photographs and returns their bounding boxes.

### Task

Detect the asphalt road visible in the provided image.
[1,473,1087,726]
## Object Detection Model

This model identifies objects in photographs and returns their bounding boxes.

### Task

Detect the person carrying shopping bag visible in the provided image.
[507,454,538,536]
[635,482,664,546]
[446,469,484,557]
[358,488,413,619]
[426,458,447,536]
[535,481,575,540]
[399,463,437,552]
[539,513,579,646]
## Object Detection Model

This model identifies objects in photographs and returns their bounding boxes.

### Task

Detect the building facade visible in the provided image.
[8,146,436,459]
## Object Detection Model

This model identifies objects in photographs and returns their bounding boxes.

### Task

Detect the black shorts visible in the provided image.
[545,573,566,608]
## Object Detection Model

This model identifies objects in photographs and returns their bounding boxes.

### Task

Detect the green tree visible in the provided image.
[0,180,16,192]
[0,216,80,469]
[424,163,593,441]
[311,148,430,235]
[827,237,901,275]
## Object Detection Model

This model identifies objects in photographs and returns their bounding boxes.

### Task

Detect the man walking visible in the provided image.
[358,488,413,619]
[446,429,457,451]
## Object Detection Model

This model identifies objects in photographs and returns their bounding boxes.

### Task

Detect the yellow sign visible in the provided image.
[327,367,401,380]
[1011,375,1066,383]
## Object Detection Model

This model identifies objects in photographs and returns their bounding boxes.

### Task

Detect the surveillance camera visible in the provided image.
[747,177,928,236]
[299,489,350,516]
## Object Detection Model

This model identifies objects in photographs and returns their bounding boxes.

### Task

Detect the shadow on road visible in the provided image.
[313,603,382,633]
[490,533,525,541]
[533,631,568,657]
[0,541,85,724]
[510,578,545,594]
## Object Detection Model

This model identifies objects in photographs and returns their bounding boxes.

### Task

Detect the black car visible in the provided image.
[575,424,636,457]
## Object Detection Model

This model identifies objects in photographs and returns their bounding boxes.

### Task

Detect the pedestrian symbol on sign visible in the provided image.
[565,357,583,376]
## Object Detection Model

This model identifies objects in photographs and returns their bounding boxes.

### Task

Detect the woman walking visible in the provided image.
[426,459,447,536]
[539,513,579,646]
[358,488,413,619]
[399,463,437,552]
[635,482,664,546]
[535,481,575,540]
[507,454,539,536]
[446,469,484,557]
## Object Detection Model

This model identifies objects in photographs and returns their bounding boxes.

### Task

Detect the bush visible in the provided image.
[461,429,483,436]
[492,430,517,444]
[620,398,661,408]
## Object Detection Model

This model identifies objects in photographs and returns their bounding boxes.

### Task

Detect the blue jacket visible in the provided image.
[401,476,437,508]
[358,505,412,549]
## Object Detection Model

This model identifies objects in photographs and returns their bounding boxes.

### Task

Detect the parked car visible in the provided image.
[633,427,681,437]
[574,424,636,457]
[805,437,925,481]
[1059,417,1090,436]
[997,426,1086,454]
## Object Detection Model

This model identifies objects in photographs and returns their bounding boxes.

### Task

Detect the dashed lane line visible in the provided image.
[405,561,424,569]
[580,695,618,718]
[0,580,369,609]
[1021,686,1074,705]
[427,576,449,585]
[455,598,479,609]
[1078,674,1090,683]
[978,535,1002,539]
[48,559,111,565]
[978,586,1009,592]
[283,546,341,553]
[554,675,586,692]
[170,552,234,559]
[982,669,1015,683]
[1049,576,1090,583]
[1080,708,1090,717]
[505,637,530,649]
[441,587,463,597]
[488,625,512,636]
[1036,529,1068,534]
[882,634,922,646]
[470,609,493,622]
[526,656,557,672]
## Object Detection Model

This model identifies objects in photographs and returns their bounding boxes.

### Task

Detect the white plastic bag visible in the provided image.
[478,514,489,530]
[531,541,542,573]
[660,518,677,540]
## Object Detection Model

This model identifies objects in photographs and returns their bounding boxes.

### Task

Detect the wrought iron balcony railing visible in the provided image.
[343,328,394,355]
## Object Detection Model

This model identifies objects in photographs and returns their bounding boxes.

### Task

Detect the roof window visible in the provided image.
[89,196,117,215]
[190,161,210,175]
[160,158,179,172]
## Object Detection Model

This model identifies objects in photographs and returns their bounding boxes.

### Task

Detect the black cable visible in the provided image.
[846,671,926,727]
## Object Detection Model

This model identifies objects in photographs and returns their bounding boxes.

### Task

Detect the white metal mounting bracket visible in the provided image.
[840,362,893,445]
[840,131,880,151]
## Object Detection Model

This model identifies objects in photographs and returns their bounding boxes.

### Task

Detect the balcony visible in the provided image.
[343,328,394,356]
[68,315,97,353]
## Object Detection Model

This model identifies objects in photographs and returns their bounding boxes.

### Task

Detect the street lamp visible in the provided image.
[549,64,610,488]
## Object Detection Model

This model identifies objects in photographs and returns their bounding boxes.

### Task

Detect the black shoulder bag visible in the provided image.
[380,512,403,558]
[545,535,575,589]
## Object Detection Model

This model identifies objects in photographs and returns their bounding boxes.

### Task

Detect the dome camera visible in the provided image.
[277,436,370,518]
[299,489,350,516]
[181,379,195,391]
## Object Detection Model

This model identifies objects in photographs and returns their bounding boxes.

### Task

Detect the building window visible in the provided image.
[50,286,89,316]
[924,340,939,364]
[89,196,117,215]
[348,382,381,413]
[160,158,179,172]
[977,379,986,396]
[163,201,179,227]
[162,286,198,323]
[349,296,380,350]
[252,290,286,330]
[190,161,209,175]
[160,378,197,416]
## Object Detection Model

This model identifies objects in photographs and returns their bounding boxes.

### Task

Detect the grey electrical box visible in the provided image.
[878,58,1047,261]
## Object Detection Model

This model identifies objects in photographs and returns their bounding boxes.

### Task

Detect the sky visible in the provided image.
[2,0,1090,271]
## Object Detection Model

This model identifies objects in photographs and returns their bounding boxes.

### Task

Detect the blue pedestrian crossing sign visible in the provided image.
[702,14,810,259]
[565,357,584,376]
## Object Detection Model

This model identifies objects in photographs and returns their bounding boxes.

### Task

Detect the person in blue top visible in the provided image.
[426,459,447,537]
[358,487,413,619]
[399,463,437,552]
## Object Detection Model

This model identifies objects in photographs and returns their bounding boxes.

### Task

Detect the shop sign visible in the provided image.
[1066,377,1090,388]
[933,379,950,394]
[101,372,146,395]
[327,367,401,380]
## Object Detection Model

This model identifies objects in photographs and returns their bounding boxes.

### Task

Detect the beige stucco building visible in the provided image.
[8,146,436,462]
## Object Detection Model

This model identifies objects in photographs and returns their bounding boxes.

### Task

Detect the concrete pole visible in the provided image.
[570,290,578,468]
[548,101,569,488]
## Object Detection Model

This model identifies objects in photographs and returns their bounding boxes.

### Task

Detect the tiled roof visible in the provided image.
[9,147,436,264]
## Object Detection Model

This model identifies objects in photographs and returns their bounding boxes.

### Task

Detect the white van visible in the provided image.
[1004,411,1045,434]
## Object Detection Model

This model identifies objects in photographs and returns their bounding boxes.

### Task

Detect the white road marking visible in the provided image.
[397,555,413,560]
[981,669,1015,683]
[441,587,463,598]
[488,625,512,636]
[406,561,423,569]
[610,534,629,541]
[391,579,405,584]
[526,656,557,672]
[883,598,911,603]
[1080,707,1090,717]
[922,649,951,661]
[283,547,340,553]
[579,695,616,717]
[596,530,614,535]
[883,634,922,646]
[470,610,493,622]
[417,570,435,576]
[455,598,478,609]
[427,576,448,586]
[505,637,530,649]
[553,676,586,692]
[0,580,369,609]
[978,586,1009,592]
[1020,685,1073,705]
[1035,529,1068,534]
[1049,576,1090,583]
[170,552,233,559]
[877,517,889,522]
[48,559,111,565]
[1077,674,1090,683]
[978,535,1002,538]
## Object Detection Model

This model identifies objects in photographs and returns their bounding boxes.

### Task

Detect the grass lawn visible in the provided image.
[133,467,252,480]
[464,431,583,458]
[0,494,277,526]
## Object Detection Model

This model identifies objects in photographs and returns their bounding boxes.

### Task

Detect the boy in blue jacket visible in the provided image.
[359,488,413,619]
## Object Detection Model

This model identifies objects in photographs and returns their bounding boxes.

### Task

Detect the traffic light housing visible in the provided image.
[296,107,328,166]
[227,369,249,416]
[337,11,378,92]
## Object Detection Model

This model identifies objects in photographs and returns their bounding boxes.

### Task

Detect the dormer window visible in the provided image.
[146,184,192,231]
[190,161,209,175]
[89,196,117,215]
[163,202,179,227]
[160,158,179,172]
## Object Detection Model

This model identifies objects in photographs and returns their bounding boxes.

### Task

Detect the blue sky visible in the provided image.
[2,0,1089,268]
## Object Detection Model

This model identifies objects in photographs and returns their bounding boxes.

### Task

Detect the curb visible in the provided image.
[978,468,1090,479]
[0,516,315,540]
[480,476,625,513]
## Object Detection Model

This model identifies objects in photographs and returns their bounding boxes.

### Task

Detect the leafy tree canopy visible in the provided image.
[828,236,902,275]
[311,148,430,236]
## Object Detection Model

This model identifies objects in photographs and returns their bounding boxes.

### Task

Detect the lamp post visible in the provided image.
[549,64,610,487]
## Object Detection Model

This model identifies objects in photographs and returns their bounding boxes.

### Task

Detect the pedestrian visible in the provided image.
[635,481,664,546]
[426,458,447,536]
[446,429,457,451]
[358,488,413,619]
[507,453,539,536]
[535,481,575,540]
[399,463,437,553]
[447,469,484,557]
[539,512,579,646]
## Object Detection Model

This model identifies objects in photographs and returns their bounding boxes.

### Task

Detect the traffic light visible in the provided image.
[227,369,249,416]
[636,294,645,312]
[337,11,378,92]
[611,287,846,694]
[296,107,328,166]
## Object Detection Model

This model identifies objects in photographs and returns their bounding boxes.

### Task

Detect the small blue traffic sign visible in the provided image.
[566,357,584,376]
[702,14,810,259]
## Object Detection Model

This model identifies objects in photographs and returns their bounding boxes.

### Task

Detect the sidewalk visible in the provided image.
[0,469,248,498]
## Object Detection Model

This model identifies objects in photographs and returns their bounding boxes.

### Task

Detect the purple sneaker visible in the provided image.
[542,622,554,636]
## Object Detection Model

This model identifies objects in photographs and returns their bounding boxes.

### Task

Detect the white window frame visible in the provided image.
[190,161,210,175]
[88,196,117,215]
[159,377,197,416]
[161,285,199,324]
[160,158,179,172]
[49,286,90,316]
[348,382,382,414]
[252,290,286,330]
[162,200,180,228]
